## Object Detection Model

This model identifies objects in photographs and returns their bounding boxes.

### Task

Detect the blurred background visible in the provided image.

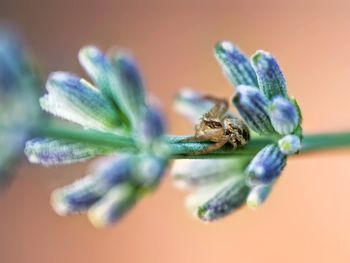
[1,0,350,262]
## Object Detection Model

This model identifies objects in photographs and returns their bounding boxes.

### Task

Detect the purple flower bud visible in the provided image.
[215,41,258,88]
[87,183,136,228]
[25,138,111,166]
[246,144,286,186]
[251,50,287,99]
[233,85,276,135]
[138,105,166,145]
[191,177,249,221]
[51,155,133,215]
[41,72,124,132]
[109,50,146,125]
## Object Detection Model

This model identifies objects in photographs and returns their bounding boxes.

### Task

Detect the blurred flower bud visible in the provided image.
[109,50,146,125]
[78,45,117,100]
[233,85,276,135]
[138,105,166,146]
[88,183,136,228]
[51,155,133,215]
[132,153,167,188]
[174,89,215,123]
[25,138,112,166]
[251,50,287,99]
[186,177,249,221]
[171,158,248,188]
[268,96,300,135]
[246,144,286,186]
[0,27,41,185]
[215,41,258,88]
[278,134,301,155]
[41,72,124,132]
[247,184,273,209]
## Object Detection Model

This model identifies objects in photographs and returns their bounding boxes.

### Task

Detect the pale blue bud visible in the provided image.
[246,144,286,186]
[268,96,300,135]
[247,184,273,209]
[278,134,301,155]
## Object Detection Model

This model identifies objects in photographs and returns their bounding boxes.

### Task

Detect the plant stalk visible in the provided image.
[31,123,350,159]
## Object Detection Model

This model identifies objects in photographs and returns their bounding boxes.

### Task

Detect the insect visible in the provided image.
[182,96,250,155]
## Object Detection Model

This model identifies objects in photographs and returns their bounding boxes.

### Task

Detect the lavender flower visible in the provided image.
[173,41,303,221]
[216,40,303,208]
[172,89,251,220]
[25,46,168,227]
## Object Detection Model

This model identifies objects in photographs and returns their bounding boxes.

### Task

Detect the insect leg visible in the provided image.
[190,136,230,155]
[179,134,217,143]
[202,96,229,119]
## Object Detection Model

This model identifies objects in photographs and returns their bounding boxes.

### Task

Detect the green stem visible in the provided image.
[32,122,137,151]
[300,132,350,152]
[31,123,350,159]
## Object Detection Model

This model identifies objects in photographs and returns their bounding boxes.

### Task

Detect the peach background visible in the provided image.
[1,0,350,262]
